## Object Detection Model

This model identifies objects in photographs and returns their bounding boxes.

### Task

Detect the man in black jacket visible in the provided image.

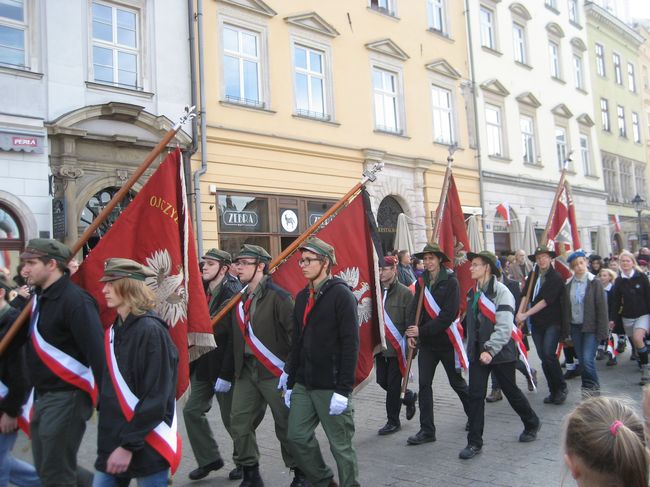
[21,238,105,487]
[286,237,360,487]
[184,249,243,481]
[516,246,567,405]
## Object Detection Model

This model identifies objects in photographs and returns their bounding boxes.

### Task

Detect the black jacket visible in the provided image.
[95,311,178,477]
[287,277,359,397]
[524,266,564,327]
[192,273,242,383]
[408,269,459,351]
[610,270,650,320]
[0,304,29,417]
[27,275,105,397]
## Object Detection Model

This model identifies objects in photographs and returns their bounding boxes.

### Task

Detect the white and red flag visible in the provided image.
[546,181,581,281]
[74,148,213,399]
[273,190,383,389]
[612,214,621,232]
[496,202,511,225]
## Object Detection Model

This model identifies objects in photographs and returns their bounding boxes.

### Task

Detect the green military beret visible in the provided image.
[99,258,157,282]
[234,244,271,262]
[20,238,72,264]
[299,236,337,266]
[467,250,501,278]
[413,242,450,263]
[203,248,232,264]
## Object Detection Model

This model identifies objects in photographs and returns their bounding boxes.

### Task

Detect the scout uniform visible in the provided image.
[286,237,360,487]
[21,239,105,487]
[220,245,304,487]
[184,249,244,481]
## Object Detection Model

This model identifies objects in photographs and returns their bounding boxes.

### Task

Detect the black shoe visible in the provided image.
[404,391,418,421]
[459,444,482,460]
[606,356,618,366]
[290,468,310,487]
[617,339,626,354]
[543,394,554,404]
[519,421,541,442]
[553,388,568,405]
[230,466,243,481]
[596,349,605,360]
[527,369,538,392]
[378,422,401,435]
[485,388,503,402]
[564,368,581,380]
[189,458,225,480]
[406,430,436,445]
[240,464,264,487]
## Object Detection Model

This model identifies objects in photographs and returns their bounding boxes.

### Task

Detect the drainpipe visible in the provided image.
[186,0,199,219]
[464,0,488,248]
[191,0,208,256]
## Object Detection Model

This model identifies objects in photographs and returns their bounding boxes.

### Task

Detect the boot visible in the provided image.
[617,337,626,354]
[640,365,650,386]
[239,464,264,487]
[290,468,310,487]
[596,348,605,360]
[485,388,503,402]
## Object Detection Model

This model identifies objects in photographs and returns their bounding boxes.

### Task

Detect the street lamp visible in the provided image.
[632,194,645,250]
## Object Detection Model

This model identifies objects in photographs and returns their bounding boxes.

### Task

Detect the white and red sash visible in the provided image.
[105,327,181,474]
[606,333,618,358]
[421,282,469,370]
[30,298,98,406]
[0,381,33,437]
[236,301,285,377]
[382,289,407,376]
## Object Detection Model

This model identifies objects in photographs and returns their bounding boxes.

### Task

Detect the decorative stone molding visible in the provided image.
[480,79,510,96]
[516,92,541,108]
[552,103,573,118]
[546,22,565,38]
[365,39,409,61]
[509,3,531,21]
[284,12,339,37]
[217,0,276,17]
[54,165,84,179]
[425,59,462,80]
[116,169,128,182]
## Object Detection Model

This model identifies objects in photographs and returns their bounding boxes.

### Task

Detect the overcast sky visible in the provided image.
[630,0,650,20]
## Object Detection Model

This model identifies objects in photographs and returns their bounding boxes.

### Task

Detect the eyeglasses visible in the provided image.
[235,260,258,267]
[470,262,487,268]
[298,257,323,267]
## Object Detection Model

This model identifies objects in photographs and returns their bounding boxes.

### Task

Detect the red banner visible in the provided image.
[272,192,382,388]
[547,181,581,281]
[437,174,472,312]
[73,149,212,398]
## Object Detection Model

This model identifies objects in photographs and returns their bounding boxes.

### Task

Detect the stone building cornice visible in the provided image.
[482,170,607,199]
[585,2,645,47]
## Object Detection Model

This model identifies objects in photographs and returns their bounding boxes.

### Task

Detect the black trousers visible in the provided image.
[417,347,470,435]
[375,355,403,425]
[467,360,539,448]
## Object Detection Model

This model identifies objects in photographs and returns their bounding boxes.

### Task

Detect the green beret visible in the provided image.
[234,244,271,262]
[20,238,71,264]
[203,248,232,264]
[100,258,157,282]
[299,237,337,266]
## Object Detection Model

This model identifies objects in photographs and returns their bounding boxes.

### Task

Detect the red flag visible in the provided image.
[73,149,213,398]
[437,174,472,312]
[546,181,581,281]
[496,202,511,225]
[612,214,621,232]
[272,191,382,388]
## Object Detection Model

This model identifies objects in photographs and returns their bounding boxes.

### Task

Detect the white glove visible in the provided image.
[277,371,289,392]
[214,378,232,393]
[329,392,348,416]
[284,389,292,408]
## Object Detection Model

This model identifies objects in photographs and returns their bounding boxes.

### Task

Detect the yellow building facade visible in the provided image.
[196,0,479,256]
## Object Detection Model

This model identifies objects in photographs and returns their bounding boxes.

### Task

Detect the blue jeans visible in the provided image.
[570,324,600,390]
[92,469,169,487]
[531,323,566,395]
[0,431,41,487]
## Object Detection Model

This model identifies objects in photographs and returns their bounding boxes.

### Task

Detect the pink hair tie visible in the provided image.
[610,420,624,436]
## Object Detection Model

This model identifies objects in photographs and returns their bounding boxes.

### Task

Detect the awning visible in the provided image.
[0,130,45,154]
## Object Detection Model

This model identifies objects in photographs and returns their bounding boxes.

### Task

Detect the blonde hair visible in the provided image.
[599,268,617,283]
[110,278,156,316]
[564,396,648,487]
[618,250,642,273]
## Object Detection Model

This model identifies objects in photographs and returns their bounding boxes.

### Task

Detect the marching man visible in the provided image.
[286,237,360,487]
[460,251,540,460]
[95,258,180,485]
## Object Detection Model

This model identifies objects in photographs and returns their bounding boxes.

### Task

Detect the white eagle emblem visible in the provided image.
[336,267,372,326]
[144,250,187,328]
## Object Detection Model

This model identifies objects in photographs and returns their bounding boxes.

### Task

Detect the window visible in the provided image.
[595,43,605,77]
[635,164,647,199]
[603,156,619,202]
[580,134,591,175]
[568,0,579,23]
[601,98,610,131]
[512,23,527,64]
[0,0,26,67]
[628,62,636,92]
[573,54,583,90]
[613,53,622,85]
[620,161,633,202]
[0,204,24,272]
[370,0,396,16]
[520,115,536,164]
[546,0,557,9]
[427,0,446,34]
[617,105,626,137]
[431,85,454,144]
[549,41,561,79]
[293,44,327,119]
[485,104,504,156]
[91,1,139,88]
[223,24,261,106]
[373,67,401,133]
[555,126,568,169]
[480,6,495,50]
[632,112,641,143]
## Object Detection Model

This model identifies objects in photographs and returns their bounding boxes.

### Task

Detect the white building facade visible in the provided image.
[467,0,608,254]
[0,0,191,266]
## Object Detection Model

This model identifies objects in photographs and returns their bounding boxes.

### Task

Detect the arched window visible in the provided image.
[0,204,24,275]
[376,195,404,255]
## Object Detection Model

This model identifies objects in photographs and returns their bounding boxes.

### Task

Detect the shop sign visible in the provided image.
[280,209,299,233]
[0,131,44,154]
[309,213,333,227]
[222,210,258,227]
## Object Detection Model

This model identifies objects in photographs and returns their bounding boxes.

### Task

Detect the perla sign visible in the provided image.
[222,210,258,227]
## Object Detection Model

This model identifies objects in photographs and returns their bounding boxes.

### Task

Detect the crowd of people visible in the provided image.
[0,238,649,486]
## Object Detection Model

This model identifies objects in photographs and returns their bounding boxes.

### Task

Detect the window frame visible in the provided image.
[427,0,447,35]
[290,37,333,121]
[371,64,404,135]
[0,0,28,69]
[617,105,626,138]
[579,133,592,176]
[520,113,537,165]
[485,102,505,158]
[512,22,527,65]
[548,40,562,80]
[568,0,579,24]
[369,0,397,17]
[628,62,636,93]
[632,111,641,143]
[601,98,610,132]
[573,53,584,90]
[555,125,569,170]
[479,5,496,50]
[613,52,622,85]
[430,83,455,145]
[595,43,606,77]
